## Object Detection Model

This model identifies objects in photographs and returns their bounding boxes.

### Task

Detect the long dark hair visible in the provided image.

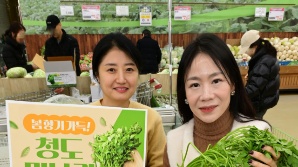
[250,38,277,57]
[4,22,26,39]
[92,32,141,80]
[177,33,256,124]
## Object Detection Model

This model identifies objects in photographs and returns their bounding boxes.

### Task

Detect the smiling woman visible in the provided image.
[163,33,280,167]
[97,47,139,107]
[89,32,166,167]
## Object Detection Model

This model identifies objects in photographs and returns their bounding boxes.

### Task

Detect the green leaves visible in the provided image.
[183,126,298,167]
[21,146,30,157]
[100,117,106,126]
[90,123,142,167]
[9,120,18,129]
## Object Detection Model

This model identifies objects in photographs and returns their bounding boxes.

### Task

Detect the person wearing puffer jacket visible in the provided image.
[238,30,280,119]
[2,22,38,73]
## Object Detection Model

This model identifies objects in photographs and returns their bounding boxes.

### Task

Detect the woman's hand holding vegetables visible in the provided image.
[123,149,143,167]
[248,145,280,167]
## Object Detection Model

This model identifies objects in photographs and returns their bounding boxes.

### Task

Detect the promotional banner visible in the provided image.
[6,101,147,167]
[268,8,285,21]
[139,6,152,26]
[174,6,191,20]
[82,5,101,20]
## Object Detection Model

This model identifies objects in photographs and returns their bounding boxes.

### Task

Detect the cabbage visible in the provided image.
[80,71,90,77]
[33,69,46,78]
[6,67,27,78]
[172,69,178,74]
[158,69,169,74]
[24,74,33,78]
[173,58,179,64]
[173,64,179,68]
[171,50,178,58]
[162,50,169,59]
[160,59,166,68]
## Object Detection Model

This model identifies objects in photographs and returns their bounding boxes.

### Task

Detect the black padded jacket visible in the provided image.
[2,37,34,73]
[44,29,81,76]
[137,36,162,74]
[245,48,280,112]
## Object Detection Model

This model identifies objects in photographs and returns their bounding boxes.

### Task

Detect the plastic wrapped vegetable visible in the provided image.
[44,95,84,105]
[6,67,27,78]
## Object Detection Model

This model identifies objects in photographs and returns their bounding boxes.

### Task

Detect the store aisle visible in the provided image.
[264,93,298,140]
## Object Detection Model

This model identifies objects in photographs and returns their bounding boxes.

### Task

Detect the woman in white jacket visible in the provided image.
[163,33,279,167]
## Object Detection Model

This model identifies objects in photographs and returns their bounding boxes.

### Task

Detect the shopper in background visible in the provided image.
[90,32,166,167]
[238,30,280,119]
[44,15,81,76]
[2,22,38,73]
[137,29,162,74]
[163,34,279,166]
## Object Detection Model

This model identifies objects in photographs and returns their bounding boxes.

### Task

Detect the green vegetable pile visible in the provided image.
[90,123,142,167]
[180,126,298,167]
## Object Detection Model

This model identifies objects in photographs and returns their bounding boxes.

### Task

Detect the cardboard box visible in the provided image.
[44,61,76,88]
[32,54,45,71]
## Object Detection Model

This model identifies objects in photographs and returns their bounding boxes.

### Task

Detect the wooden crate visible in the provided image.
[0,77,92,99]
[0,78,48,98]
[279,66,298,90]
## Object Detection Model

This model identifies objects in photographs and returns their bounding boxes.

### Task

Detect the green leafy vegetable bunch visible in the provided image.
[180,126,298,167]
[91,123,142,167]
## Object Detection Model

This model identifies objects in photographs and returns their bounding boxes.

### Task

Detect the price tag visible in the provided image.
[116,6,129,16]
[82,5,101,20]
[268,8,284,21]
[174,6,191,21]
[255,7,266,17]
[60,6,74,16]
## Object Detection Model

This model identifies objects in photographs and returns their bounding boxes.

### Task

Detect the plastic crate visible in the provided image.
[272,127,298,147]
[0,89,54,106]
[279,61,291,66]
